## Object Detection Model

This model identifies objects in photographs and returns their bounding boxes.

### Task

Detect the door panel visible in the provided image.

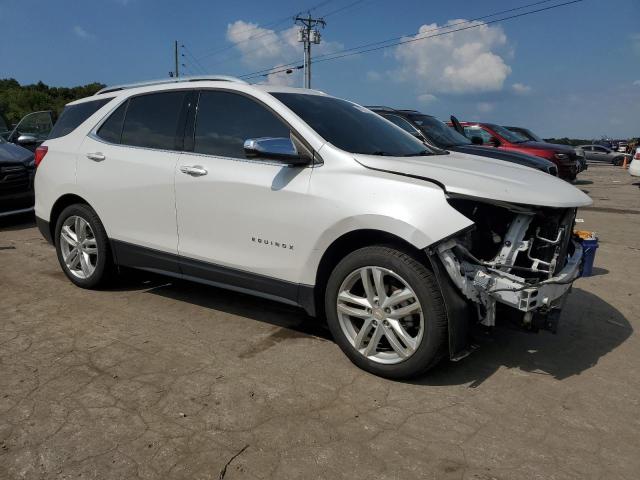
[76,90,190,260]
[175,153,312,283]
[77,136,180,257]
[175,89,313,284]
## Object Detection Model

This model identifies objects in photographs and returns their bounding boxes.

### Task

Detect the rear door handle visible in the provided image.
[86,152,105,162]
[180,165,208,177]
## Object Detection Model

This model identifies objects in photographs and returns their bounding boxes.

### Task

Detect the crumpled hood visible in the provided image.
[0,142,34,166]
[354,150,592,208]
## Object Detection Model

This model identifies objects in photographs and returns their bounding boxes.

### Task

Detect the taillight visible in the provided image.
[34,146,48,167]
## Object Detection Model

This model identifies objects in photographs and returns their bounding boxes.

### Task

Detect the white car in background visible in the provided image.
[630,147,640,177]
[34,76,592,379]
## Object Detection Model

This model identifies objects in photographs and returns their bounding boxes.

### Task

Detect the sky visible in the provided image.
[0,0,639,138]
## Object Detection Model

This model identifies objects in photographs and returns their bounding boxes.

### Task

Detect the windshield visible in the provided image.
[524,128,543,142]
[409,114,470,148]
[272,93,435,157]
[487,123,528,143]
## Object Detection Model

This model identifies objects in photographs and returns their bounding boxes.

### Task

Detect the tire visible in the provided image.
[613,157,623,166]
[324,246,448,379]
[54,203,113,289]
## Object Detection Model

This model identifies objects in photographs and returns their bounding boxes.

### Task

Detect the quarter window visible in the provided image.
[121,91,188,150]
[193,91,290,158]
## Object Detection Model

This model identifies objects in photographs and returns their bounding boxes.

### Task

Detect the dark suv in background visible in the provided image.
[0,134,35,217]
[368,107,558,176]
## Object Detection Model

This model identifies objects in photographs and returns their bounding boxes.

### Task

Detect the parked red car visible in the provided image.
[451,120,579,181]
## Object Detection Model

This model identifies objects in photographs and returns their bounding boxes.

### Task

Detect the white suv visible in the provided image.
[35,77,591,378]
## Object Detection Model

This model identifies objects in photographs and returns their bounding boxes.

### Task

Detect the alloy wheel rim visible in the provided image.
[60,215,98,279]
[336,266,424,364]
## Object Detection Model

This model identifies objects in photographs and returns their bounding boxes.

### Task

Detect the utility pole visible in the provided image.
[295,14,326,89]
[174,40,179,78]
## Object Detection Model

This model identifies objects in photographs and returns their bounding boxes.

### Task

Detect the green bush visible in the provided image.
[0,78,105,126]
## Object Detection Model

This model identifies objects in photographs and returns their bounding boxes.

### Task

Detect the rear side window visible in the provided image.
[49,98,112,139]
[97,102,128,144]
[193,91,289,158]
[121,91,187,150]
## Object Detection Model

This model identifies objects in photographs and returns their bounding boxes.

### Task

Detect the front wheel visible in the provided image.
[324,246,448,379]
[54,204,113,289]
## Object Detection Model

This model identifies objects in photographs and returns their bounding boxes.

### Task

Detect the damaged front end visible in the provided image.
[434,195,583,336]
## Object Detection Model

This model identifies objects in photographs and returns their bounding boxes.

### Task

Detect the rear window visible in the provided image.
[49,98,113,139]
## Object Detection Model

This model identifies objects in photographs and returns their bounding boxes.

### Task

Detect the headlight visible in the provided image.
[554,153,569,160]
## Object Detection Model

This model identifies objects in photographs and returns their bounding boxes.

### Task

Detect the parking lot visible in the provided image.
[0,164,638,479]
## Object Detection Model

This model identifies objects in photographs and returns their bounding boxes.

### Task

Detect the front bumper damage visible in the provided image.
[433,207,583,340]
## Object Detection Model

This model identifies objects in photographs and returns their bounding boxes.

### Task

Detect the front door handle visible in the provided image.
[86,152,105,162]
[180,165,208,177]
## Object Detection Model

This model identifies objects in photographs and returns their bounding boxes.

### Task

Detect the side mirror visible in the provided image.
[471,136,484,145]
[243,137,311,166]
[489,136,501,147]
[17,134,38,145]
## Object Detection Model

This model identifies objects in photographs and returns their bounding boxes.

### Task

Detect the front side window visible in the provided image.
[193,91,290,158]
[463,126,492,144]
[121,91,188,150]
[272,93,434,157]
[49,99,112,139]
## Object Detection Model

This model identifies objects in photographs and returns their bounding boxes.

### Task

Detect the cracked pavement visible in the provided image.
[1,164,639,479]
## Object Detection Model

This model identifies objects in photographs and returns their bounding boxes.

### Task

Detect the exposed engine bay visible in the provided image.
[435,196,583,333]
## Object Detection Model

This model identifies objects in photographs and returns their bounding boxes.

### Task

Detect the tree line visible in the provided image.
[0,78,105,126]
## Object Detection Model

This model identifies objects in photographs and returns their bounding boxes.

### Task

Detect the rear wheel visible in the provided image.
[325,246,448,379]
[54,204,113,288]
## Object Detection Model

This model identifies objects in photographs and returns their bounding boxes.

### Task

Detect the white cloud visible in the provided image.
[633,80,640,87]
[477,102,494,113]
[512,82,532,95]
[226,20,341,85]
[392,19,511,95]
[417,93,437,104]
[73,26,94,39]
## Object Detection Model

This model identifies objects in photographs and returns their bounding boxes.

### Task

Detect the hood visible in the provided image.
[354,150,592,209]
[0,142,34,166]
[519,141,575,154]
[450,144,554,172]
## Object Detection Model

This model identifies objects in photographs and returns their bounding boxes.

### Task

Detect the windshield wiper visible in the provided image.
[404,150,433,157]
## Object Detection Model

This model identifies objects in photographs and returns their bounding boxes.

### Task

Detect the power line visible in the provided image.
[181,44,208,74]
[239,0,581,81]
[240,0,563,79]
[321,0,372,18]
[312,0,584,65]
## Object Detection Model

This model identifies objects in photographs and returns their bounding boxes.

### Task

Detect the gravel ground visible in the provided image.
[1,164,638,479]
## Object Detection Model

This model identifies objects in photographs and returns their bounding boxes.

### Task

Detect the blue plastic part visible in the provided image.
[580,238,599,277]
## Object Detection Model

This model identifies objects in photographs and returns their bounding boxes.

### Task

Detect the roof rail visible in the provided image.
[95,75,248,95]
[364,105,397,112]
